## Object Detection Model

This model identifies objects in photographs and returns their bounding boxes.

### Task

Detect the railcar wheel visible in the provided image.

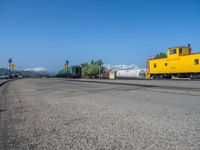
[190,74,200,79]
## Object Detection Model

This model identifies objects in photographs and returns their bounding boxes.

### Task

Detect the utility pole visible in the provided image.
[65,60,69,78]
[8,58,12,71]
[99,63,102,79]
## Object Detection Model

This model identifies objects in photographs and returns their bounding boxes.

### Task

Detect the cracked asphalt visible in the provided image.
[0,78,200,149]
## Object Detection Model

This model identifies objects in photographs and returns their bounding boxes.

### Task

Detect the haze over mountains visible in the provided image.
[1,64,144,76]
[24,67,48,72]
[103,64,144,71]
[23,64,143,72]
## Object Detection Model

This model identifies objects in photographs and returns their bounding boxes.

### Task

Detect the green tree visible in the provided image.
[88,64,99,77]
[81,62,87,68]
[154,52,167,59]
[95,59,103,66]
[91,60,94,64]
[81,59,104,78]
[82,64,89,77]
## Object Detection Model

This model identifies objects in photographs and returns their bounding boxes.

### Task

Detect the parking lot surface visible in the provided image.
[0,79,200,149]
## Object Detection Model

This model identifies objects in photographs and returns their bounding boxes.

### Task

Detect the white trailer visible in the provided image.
[116,69,146,79]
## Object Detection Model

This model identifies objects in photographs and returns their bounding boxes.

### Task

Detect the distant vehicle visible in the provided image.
[146,45,200,79]
[68,65,82,78]
[18,75,23,79]
[57,65,82,78]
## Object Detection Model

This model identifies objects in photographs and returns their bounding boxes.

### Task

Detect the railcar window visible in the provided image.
[76,68,79,74]
[194,59,199,65]
[179,48,182,54]
[154,63,157,68]
[170,49,176,54]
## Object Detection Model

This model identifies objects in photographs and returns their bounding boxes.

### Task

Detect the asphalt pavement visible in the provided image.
[0,78,200,149]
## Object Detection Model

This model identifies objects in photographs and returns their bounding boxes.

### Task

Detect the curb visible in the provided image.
[0,80,12,87]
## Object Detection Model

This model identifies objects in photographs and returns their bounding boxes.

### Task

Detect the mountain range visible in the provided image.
[23,67,48,72]
[24,65,144,72]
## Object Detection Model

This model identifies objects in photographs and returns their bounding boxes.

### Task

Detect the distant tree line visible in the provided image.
[154,52,167,59]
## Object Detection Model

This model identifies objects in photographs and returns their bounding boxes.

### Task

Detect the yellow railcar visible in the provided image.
[146,45,200,79]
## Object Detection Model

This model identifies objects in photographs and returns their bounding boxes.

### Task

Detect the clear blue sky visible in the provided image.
[0,0,200,71]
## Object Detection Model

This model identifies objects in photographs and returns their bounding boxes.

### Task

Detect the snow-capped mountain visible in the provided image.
[103,64,139,71]
[24,67,48,72]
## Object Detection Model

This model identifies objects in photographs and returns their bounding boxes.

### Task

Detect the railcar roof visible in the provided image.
[70,65,81,68]
[168,46,190,49]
